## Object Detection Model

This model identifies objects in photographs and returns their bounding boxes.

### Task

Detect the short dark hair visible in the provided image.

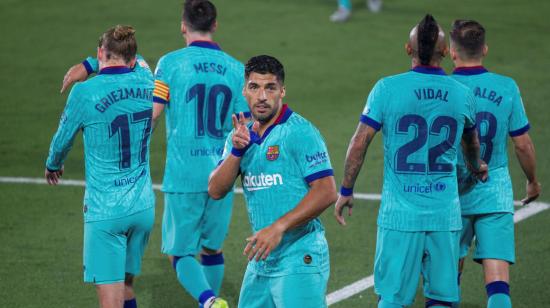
[245,55,285,84]
[182,0,217,32]
[450,19,486,59]
[98,25,137,63]
[417,14,441,65]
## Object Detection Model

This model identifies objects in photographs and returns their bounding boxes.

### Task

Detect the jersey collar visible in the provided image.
[250,104,293,145]
[452,66,489,75]
[189,40,222,51]
[411,65,446,75]
[98,66,133,75]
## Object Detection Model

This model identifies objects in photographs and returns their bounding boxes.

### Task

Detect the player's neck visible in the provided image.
[411,58,442,68]
[257,104,284,136]
[99,59,129,70]
[453,58,484,68]
[185,32,214,46]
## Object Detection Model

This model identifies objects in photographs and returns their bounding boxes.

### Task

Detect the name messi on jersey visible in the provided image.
[95,88,153,113]
[414,88,449,102]
[474,87,503,106]
[193,62,227,76]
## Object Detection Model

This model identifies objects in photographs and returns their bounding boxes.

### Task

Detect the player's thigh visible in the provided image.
[374,227,425,306]
[201,191,234,251]
[459,215,476,259]
[238,269,276,308]
[422,230,460,302]
[84,219,127,284]
[271,271,329,308]
[125,207,155,276]
[161,192,207,256]
[473,212,515,264]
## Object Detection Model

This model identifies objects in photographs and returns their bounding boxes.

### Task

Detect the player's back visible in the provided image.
[76,67,155,221]
[364,67,475,231]
[452,67,530,214]
[154,42,250,192]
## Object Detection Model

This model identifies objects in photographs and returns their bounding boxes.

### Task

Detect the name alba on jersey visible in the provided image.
[243,172,284,191]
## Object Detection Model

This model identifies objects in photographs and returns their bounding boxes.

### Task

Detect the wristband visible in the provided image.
[231,147,247,157]
[340,186,353,197]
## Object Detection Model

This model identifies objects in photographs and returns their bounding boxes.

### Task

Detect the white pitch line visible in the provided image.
[325,199,550,306]
[1,176,548,306]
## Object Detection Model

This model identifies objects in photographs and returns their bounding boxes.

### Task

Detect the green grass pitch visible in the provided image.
[1,0,549,306]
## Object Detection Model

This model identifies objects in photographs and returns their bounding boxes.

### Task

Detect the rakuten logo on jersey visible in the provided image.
[243,172,284,191]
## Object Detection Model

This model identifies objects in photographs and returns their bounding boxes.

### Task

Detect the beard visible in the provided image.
[252,102,279,124]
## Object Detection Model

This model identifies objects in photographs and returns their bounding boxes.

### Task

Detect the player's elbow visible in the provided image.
[514,137,534,155]
[208,182,226,200]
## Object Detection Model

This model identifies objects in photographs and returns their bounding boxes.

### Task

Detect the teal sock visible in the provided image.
[378,299,401,308]
[173,256,213,302]
[338,0,352,10]
[486,281,511,308]
[201,253,225,296]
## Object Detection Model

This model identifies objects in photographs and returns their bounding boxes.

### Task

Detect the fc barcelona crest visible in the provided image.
[266,145,280,161]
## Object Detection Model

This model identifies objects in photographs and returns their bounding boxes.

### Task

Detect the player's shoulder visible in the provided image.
[157,48,187,66]
[485,71,519,90]
[285,111,321,135]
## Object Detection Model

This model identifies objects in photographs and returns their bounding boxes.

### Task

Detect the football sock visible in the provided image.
[486,281,511,308]
[426,298,452,307]
[201,253,225,296]
[378,299,402,308]
[173,255,214,303]
[338,0,352,10]
[123,298,137,308]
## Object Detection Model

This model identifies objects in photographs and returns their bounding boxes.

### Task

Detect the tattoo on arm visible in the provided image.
[343,123,376,188]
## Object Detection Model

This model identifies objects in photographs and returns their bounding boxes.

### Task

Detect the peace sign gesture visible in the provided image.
[231,112,259,150]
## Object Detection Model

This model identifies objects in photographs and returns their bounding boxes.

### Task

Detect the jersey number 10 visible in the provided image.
[187,83,233,139]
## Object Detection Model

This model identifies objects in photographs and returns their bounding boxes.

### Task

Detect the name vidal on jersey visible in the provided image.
[243,172,283,191]
[95,88,153,113]
[414,88,449,102]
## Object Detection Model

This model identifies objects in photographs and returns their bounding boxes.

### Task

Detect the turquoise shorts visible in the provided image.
[161,191,233,256]
[83,207,154,284]
[459,212,515,264]
[238,269,329,308]
[374,227,460,306]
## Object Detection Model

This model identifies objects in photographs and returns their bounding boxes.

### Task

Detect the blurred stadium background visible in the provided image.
[1,0,549,306]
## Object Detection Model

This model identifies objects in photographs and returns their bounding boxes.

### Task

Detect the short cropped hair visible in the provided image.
[98,25,137,63]
[182,0,217,32]
[450,20,486,59]
[245,55,285,84]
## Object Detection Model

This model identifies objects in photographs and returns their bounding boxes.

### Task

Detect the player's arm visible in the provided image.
[45,86,84,185]
[460,128,488,181]
[244,175,337,261]
[152,57,170,131]
[334,122,377,225]
[208,113,256,199]
[152,103,165,131]
[512,133,541,204]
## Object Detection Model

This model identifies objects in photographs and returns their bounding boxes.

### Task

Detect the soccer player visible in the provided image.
[45,25,155,308]
[208,55,337,307]
[151,1,250,307]
[334,15,488,308]
[449,20,541,308]
[329,0,382,23]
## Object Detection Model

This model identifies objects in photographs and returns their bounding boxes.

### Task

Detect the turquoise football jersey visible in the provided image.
[362,66,476,232]
[452,67,530,215]
[220,105,333,276]
[153,41,250,193]
[83,54,153,79]
[46,66,155,222]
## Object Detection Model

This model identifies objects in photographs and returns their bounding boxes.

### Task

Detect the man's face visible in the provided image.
[243,72,285,124]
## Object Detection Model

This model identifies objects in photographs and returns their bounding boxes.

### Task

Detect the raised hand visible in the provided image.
[231,112,259,150]
[334,194,354,226]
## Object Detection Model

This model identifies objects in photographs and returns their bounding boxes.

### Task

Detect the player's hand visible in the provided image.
[471,160,488,182]
[61,63,88,93]
[45,166,64,185]
[243,222,284,261]
[231,112,259,149]
[521,180,541,205]
[334,195,353,226]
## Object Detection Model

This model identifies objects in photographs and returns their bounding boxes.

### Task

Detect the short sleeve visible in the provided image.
[83,57,98,75]
[134,54,154,80]
[153,56,170,105]
[463,91,477,131]
[289,124,334,184]
[508,82,530,137]
[360,79,386,131]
